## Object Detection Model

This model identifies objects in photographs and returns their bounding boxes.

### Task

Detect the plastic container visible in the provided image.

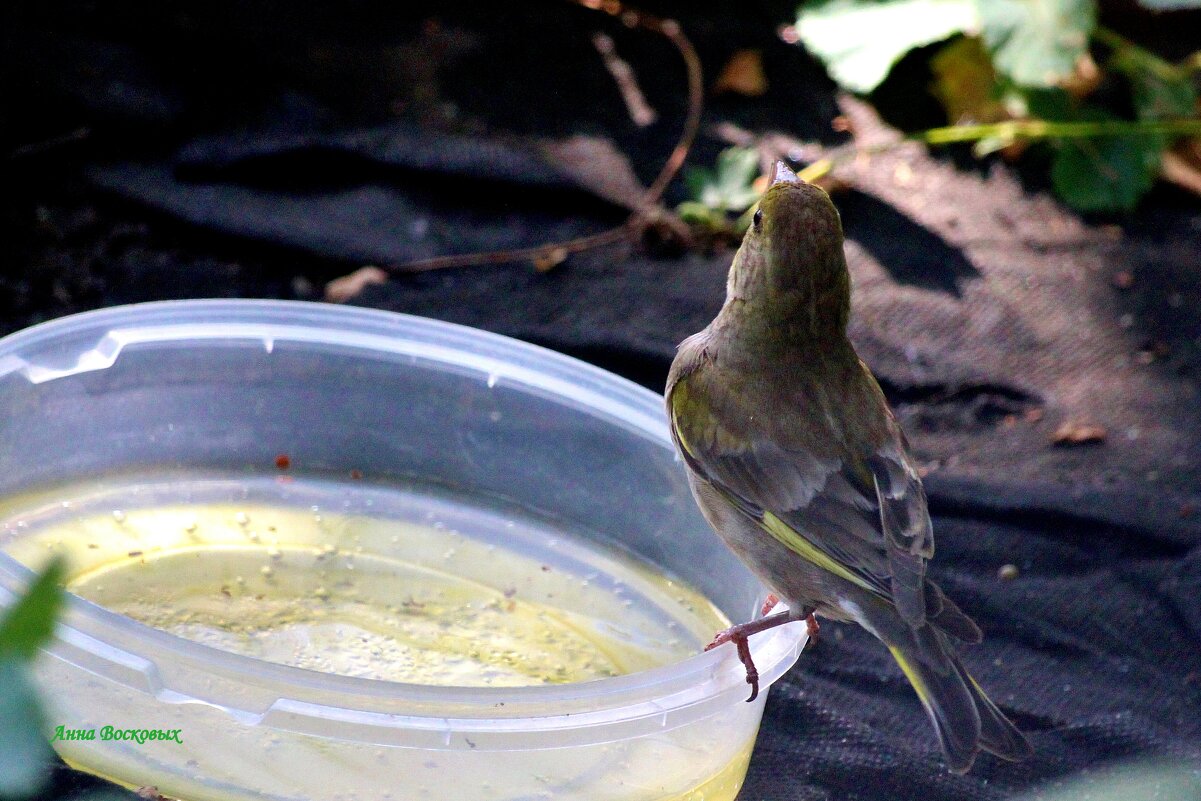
[0,300,805,801]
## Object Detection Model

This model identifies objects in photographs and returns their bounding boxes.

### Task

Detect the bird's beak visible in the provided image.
[771,161,799,186]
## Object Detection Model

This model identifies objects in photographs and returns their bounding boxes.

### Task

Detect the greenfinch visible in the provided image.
[665,162,1032,773]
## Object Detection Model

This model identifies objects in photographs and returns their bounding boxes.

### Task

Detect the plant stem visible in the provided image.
[793,116,1200,186]
[912,118,1201,145]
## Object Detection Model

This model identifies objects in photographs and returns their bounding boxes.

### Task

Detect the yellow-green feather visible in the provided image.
[889,645,932,706]
[759,511,879,594]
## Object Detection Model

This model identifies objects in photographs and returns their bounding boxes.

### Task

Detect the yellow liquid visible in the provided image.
[1,474,758,801]
[2,474,728,684]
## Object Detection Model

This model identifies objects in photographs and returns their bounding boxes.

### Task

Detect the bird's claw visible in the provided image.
[735,635,760,701]
[705,610,798,703]
[706,628,761,701]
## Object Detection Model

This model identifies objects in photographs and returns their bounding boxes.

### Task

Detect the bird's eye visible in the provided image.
[752,208,763,229]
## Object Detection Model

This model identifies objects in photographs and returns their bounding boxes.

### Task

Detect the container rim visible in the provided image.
[0,299,805,734]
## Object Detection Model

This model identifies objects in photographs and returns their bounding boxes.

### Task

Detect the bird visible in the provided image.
[664,161,1032,773]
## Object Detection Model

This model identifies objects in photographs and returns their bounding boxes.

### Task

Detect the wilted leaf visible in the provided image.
[714,49,769,97]
[930,36,1008,124]
[796,0,978,94]
[978,0,1097,87]
[0,557,64,660]
[683,147,762,214]
[1051,111,1164,211]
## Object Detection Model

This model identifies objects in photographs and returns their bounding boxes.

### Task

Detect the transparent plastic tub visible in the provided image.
[0,300,805,801]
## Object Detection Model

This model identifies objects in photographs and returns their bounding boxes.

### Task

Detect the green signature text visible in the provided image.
[51,725,183,744]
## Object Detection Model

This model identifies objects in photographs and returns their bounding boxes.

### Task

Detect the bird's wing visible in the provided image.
[667,352,932,624]
[867,434,934,623]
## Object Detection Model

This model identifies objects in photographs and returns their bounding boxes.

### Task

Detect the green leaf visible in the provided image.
[676,201,719,226]
[683,169,712,207]
[0,557,65,660]
[796,0,978,94]
[1128,65,1197,121]
[978,0,1097,87]
[1051,110,1164,211]
[712,148,762,211]
[0,661,55,799]
[1135,0,1201,8]
[1109,45,1197,121]
[1021,87,1077,121]
[683,147,761,214]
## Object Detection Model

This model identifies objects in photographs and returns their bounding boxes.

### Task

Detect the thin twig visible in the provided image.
[383,225,633,274]
[626,12,704,206]
[385,0,703,275]
[593,32,658,127]
[9,127,91,160]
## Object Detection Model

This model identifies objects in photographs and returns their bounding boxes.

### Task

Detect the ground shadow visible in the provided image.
[836,189,979,296]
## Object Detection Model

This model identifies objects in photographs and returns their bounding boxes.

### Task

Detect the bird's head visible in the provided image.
[725,162,851,336]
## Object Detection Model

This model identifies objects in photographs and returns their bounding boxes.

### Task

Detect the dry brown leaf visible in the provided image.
[1161,138,1201,198]
[538,135,648,212]
[1051,421,1107,447]
[1060,53,1102,102]
[324,266,388,303]
[929,37,1008,125]
[713,49,768,97]
[533,247,568,273]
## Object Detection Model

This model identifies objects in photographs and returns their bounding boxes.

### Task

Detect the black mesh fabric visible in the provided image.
[740,489,1201,798]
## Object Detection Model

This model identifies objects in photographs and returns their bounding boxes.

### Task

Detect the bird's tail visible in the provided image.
[866,604,1033,773]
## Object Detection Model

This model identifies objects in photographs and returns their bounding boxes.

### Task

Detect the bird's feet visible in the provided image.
[760,594,819,643]
[704,609,798,702]
[705,627,759,701]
